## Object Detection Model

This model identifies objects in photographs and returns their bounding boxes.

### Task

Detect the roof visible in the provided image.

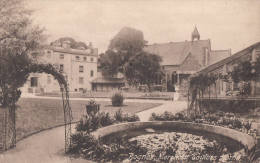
[144,39,211,66]
[48,46,98,56]
[197,42,260,74]
[209,49,231,65]
[91,77,125,84]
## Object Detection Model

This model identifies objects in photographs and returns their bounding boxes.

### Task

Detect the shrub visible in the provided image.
[69,132,101,154]
[123,113,140,122]
[114,109,140,122]
[99,112,115,127]
[76,117,92,132]
[114,109,123,122]
[76,112,115,132]
[111,93,124,106]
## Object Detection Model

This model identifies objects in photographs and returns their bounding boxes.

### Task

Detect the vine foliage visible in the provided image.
[0,56,72,151]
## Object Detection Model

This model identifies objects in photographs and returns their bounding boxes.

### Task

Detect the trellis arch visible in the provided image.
[0,61,73,152]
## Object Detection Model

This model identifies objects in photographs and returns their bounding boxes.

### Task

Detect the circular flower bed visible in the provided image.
[127,132,244,162]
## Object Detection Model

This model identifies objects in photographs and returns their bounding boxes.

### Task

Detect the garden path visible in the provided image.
[0,97,186,163]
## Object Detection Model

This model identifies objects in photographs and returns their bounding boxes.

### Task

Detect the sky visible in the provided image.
[27,0,260,54]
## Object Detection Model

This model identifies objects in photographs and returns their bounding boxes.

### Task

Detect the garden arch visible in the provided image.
[0,60,73,152]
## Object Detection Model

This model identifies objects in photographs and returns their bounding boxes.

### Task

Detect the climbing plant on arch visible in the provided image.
[0,56,73,152]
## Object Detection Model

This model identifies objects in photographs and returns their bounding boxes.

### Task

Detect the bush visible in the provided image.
[111,93,124,106]
[114,109,124,122]
[69,132,105,160]
[99,112,115,127]
[114,109,140,122]
[76,112,115,132]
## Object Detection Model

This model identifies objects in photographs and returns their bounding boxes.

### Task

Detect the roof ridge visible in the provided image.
[146,39,210,46]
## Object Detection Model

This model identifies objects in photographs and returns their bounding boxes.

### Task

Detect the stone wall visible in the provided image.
[92,121,256,151]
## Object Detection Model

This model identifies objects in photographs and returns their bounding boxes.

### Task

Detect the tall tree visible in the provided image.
[99,27,162,90]
[109,27,147,53]
[0,0,45,106]
[99,27,148,76]
[98,50,124,77]
[124,51,162,91]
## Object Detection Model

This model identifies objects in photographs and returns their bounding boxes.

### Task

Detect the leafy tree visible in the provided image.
[99,27,162,90]
[124,51,162,91]
[109,27,147,53]
[50,37,89,49]
[98,50,124,77]
[0,0,45,107]
[99,27,148,76]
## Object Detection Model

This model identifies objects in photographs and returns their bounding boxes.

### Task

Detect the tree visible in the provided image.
[109,27,147,53]
[0,0,45,107]
[99,27,148,77]
[98,50,124,77]
[99,27,162,90]
[50,37,89,49]
[124,51,162,91]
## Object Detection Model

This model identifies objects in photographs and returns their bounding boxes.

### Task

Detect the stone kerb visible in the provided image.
[92,121,256,151]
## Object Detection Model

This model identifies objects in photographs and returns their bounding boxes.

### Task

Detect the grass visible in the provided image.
[15,98,161,140]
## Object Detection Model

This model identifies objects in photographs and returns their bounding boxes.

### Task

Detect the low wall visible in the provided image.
[92,121,256,151]
[199,97,260,113]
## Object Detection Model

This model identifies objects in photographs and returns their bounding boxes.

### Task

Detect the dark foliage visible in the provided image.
[111,92,124,106]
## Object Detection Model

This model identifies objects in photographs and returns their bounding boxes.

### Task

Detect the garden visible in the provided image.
[66,93,256,162]
[13,95,161,141]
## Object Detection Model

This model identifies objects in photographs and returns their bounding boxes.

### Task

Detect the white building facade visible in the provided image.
[21,42,98,94]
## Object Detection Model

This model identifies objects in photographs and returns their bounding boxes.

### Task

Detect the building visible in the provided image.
[21,40,98,94]
[144,27,231,92]
[197,42,260,96]
[91,71,125,91]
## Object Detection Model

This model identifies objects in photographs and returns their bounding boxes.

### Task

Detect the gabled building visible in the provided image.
[144,27,231,91]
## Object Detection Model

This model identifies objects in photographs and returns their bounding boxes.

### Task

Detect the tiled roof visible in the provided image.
[144,40,211,66]
[209,49,231,65]
[91,77,125,84]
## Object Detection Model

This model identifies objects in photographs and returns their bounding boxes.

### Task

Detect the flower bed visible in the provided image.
[149,111,257,137]
[69,121,253,162]
[127,132,245,162]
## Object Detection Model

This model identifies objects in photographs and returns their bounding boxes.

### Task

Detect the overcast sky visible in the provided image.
[27,0,260,54]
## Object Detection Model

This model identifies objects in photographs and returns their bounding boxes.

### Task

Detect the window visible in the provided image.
[79,65,84,73]
[76,56,80,60]
[79,77,84,84]
[30,77,38,87]
[90,57,94,62]
[47,76,51,84]
[60,54,64,59]
[90,70,94,77]
[79,88,84,92]
[60,64,64,73]
[83,57,87,61]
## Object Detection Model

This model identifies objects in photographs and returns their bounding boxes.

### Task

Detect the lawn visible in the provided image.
[15,98,161,141]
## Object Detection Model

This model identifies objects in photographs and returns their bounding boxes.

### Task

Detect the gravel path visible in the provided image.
[0,97,186,163]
